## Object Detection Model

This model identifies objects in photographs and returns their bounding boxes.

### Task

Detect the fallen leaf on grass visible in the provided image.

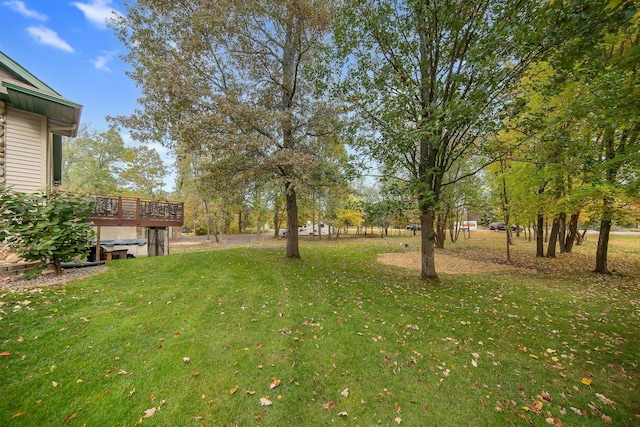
[269,378,281,389]
[540,391,552,402]
[63,412,77,423]
[341,388,349,398]
[229,385,239,395]
[259,398,272,406]
[183,357,190,363]
[12,412,25,419]
[595,393,616,407]
[570,407,586,416]
[1,351,11,356]
[545,414,565,426]
[143,407,156,418]
[321,401,335,410]
[580,377,592,386]
[338,411,348,417]
[395,417,402,424]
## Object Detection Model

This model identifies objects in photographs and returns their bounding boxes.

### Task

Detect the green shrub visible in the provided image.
[0,188,95,274]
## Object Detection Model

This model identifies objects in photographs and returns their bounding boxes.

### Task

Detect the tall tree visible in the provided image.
[62,124,127,194]
[572,15,640,273]
[110,0,337,259]
[334,0,632,280]
[120,145,168,199]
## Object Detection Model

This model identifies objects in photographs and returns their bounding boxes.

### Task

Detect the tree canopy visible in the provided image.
[110,0,343,258]
[333,0,635,279]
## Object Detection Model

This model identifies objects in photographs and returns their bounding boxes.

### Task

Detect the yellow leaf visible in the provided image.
[529,354,539,359]
[581,377,592,385]
[229,385,239,395]
[12,412,25,419]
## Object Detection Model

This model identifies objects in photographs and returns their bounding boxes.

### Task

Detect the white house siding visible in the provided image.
[0,101,5,185]
[4,108,47,193]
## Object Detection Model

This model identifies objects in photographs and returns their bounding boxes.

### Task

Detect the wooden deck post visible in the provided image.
[95,225,101,261]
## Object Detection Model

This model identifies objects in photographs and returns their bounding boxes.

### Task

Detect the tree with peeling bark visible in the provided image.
[334,0,627,280]
[110,0,337,259]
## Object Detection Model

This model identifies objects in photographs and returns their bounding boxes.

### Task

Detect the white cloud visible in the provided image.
[26,26,74,52]
[90,51,116,72]
[3,1,47,20]
[70,0,121,29]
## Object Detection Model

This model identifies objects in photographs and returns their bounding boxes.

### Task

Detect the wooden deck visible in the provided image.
[87,196,184,227]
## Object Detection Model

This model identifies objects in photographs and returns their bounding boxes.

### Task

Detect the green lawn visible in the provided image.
[1,236,638,426]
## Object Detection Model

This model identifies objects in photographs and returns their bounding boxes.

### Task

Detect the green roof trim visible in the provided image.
[2,81,82,109]
[0,51,59,95]
[0,50,83,137]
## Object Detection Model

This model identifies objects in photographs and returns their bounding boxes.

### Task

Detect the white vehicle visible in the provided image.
[297,226,318,236]
[280,226,318,237]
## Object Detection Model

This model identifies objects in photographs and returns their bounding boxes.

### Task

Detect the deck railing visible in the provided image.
[87,196,184,227]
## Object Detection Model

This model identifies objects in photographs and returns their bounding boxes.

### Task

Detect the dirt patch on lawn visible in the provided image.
[378,251,536,276]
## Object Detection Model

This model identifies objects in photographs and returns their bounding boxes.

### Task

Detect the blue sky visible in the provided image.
[0,0,174,189]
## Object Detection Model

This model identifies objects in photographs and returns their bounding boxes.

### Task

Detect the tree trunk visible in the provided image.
[238,211,242,234]
[53,259,62,276]
[420,206,438,280]
[285,181,300,259]
[435,221,446,249]
[535,185,545,253]
[564,212,580,253]
[558,212,567,253]
[536,214,544,257]
[595,219,612,274]
[273,211,280,239]
[203,199,211,240]
[273,194,280,238]
[546,216,560,258]
[595,199,614,274]
[213,210,219,243]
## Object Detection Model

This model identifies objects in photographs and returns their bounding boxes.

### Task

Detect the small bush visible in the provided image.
[0,188,95,274]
